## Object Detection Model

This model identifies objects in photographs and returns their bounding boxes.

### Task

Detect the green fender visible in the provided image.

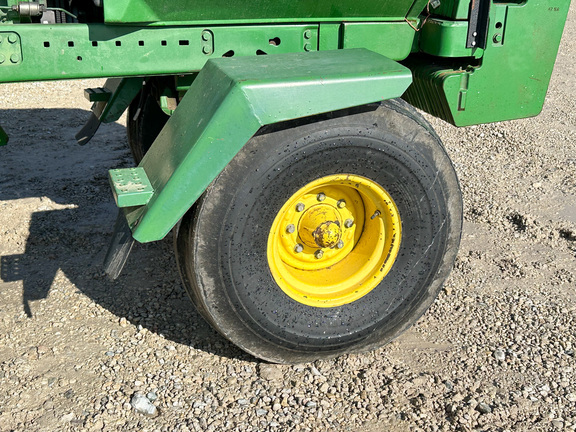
[110,48,413,243]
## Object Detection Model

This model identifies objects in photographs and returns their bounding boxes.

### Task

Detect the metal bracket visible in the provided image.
[466,0,491,49]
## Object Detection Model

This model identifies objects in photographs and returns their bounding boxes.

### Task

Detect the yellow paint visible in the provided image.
[267,174,401,307]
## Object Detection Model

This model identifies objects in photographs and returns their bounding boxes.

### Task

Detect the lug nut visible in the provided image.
[314,250,324,259]
[344,218,354,228]
[336,240,344,249]
[337,199,346,209]
[316,193,326,202]
[294,244,304,253]
[296,202,305,212]
[286,224,295,234]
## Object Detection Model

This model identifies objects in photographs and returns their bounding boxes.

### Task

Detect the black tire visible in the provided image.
[176,100,462,363]
[126,81,170,164]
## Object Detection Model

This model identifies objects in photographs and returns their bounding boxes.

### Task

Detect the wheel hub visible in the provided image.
[298,205,342,248]
[267,174,402,308]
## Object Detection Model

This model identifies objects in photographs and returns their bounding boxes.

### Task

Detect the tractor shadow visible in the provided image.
[0,108,247,361]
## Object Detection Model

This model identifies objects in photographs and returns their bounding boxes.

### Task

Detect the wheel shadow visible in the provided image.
[0,108,248,361]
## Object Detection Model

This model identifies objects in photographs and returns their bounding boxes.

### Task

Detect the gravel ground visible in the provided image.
[1,9,575,432]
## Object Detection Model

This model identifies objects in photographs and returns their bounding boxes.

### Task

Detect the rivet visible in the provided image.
[294,244,304,254]
[304,43,312,52]
[8,34,18,44]
[296,202,305,212]
[493,33,502,44]
[202,46,211,54]
[337,199,346,209]
[336,240,344,249]
[472,31,478,37]
[0,54,4,64]
[286,224,295,234]
[201,32,210,41]
[304,30,312,40]
[314,250,324,259]
[10,53,20,63]
[344,219,354,228]
[316,193,326,202]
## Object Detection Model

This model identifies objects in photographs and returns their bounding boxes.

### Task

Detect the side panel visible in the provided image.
[103,0,415,23]
[404,0,571,126]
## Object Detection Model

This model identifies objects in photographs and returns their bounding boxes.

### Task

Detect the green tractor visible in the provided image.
[0,0,570,363]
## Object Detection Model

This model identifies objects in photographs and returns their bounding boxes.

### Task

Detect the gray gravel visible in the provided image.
[1,8,575,432]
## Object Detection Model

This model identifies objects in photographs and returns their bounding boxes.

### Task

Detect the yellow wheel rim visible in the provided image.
[267,174,401,307]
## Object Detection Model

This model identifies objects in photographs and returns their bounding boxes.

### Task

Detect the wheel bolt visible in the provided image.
[336,240,344,249]
[344,218,354,228]
[296,202,305,212]
[316,193,326,202]
[314,250,324,259]
[337,199,346,209]
[286,224,295,234]
[294,244,304,253]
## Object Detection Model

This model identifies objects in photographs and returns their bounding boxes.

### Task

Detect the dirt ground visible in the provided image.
[0,9,575,432]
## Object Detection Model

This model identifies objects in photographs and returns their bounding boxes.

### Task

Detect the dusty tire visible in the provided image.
[126,82,170,164]
[176,100,462,363]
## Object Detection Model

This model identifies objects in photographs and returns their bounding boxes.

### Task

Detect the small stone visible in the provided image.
[147,392,157,401]
[237,399,249,406]
[256,409,268,416]
[105,351,115,357]
[552,419,564,429]
[272,403,281,411]
[476,402,492,414]
[305,401,317,408]
[259,364,284,381]
[61,412,75,422]
[131,394,157,416]
[493,349,506,361]
[310,366,322,377]
[566,393,576,402]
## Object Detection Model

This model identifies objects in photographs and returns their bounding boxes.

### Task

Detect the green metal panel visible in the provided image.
[123,49,412,242]
[419,19,483,58]
[342,22,416,61]
[103,0,417,24]
[109,167,154,208]
[433,0,471,19]
[0,24,319,82]
[404,0,570,126]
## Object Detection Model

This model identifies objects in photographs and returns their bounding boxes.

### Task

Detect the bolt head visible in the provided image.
[314,250,324,259]
[344,219,354,228]
[337,200,346,209]
[316,193,326,202]
[286,224,295,234]
[7,34,17,44]
[294,244,304,254]
[336,240,344,249]
[296,202,305,212]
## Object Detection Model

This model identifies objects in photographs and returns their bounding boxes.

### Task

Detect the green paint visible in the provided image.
[103,0,416,24]
[109,167,154,208]
[419,19,483,58]
[342,22,416,61]
[404,0,570,126]
[127,49,412,242]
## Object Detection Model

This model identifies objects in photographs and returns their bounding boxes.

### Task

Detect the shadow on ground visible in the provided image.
[0,108,248,361]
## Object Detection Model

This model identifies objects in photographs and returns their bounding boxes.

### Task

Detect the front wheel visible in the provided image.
[176,100,462,363]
